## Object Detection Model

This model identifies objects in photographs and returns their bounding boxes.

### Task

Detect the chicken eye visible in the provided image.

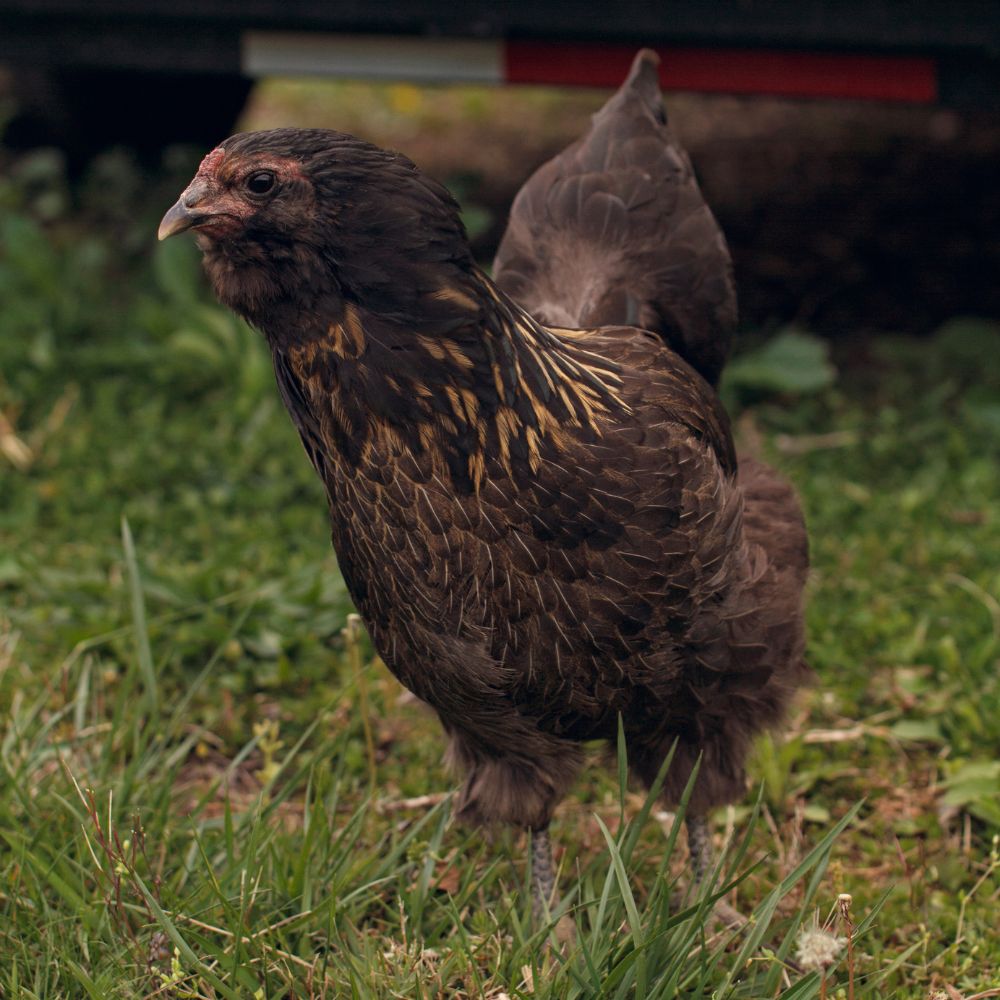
[245,170,276,196]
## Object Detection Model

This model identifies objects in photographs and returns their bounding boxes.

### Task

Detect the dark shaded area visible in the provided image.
[689,105,1000,335]
[3,68,252,171]
[1,0,997,80]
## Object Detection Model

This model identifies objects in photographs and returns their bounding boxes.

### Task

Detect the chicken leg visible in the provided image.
[686,814,745,928]
[530,826,558,923]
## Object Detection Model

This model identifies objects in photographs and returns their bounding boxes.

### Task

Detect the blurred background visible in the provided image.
[1,6,999,996]
[2,3,1000,333]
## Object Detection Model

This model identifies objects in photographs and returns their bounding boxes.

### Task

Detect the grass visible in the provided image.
[1,132,999,997]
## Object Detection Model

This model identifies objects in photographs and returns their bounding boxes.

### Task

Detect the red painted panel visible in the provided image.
[504,41,938,103]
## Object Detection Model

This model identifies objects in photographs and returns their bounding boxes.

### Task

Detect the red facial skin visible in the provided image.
[170,148,306,242]
[197,146,226,177]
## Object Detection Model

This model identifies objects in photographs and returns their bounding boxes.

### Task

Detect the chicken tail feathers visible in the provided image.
[616,48,666,124]
[493,48,737,387]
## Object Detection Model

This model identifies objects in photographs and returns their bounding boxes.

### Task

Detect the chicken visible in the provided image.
[159,104,807,926]
[493,50,736,387]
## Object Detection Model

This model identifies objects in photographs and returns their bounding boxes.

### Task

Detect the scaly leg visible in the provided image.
[530,826,558,924]
[686,813,713,884]
[686,814,745,928]
[530,827,576,947]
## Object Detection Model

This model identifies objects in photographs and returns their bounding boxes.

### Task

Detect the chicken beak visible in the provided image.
[158,200,197,241]
[157,178,214,241]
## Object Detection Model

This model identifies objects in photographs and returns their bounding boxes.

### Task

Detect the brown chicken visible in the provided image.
[159,59,807,924]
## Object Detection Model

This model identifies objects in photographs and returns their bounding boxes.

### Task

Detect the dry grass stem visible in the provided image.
[838,893,855,1000]
[377,792,450,813]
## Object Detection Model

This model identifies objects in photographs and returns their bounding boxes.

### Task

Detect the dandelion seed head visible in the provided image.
[795,924,846,972]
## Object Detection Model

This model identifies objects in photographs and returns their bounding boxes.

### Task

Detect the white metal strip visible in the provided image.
[241,31,504,83]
